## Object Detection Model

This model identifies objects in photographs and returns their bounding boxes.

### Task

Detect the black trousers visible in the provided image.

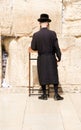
[41,84,58,95]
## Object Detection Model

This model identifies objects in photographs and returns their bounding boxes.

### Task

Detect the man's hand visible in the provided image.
[57,59,60,62]
[28,47,38,53]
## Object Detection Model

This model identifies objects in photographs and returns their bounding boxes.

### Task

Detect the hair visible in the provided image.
[40,22,50,29]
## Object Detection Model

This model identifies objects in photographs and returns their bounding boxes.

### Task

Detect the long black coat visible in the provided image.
[31,28,61,85]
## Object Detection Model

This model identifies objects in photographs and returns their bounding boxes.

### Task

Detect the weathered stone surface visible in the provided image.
[62,0,81,37]
[63,0,81,5]
[0,0,63,87]
[0,0,81,91]
[4,36,31,86]
[0,0,62,36]
[61,0,81,86]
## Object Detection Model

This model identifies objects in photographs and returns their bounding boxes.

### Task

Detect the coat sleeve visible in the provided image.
[31,33,37,50]
[53,32,61,61]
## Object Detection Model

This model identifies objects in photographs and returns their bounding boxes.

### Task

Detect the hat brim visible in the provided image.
[38,18,51,22]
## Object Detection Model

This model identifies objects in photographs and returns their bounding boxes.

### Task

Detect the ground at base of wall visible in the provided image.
[0,85,81,94]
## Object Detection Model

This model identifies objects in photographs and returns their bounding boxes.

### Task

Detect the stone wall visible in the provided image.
[0,0,81,92]
[0,0,62,36]
[60,0,81,92]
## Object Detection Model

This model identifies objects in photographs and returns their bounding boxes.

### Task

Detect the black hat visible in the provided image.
[38,14,51,22]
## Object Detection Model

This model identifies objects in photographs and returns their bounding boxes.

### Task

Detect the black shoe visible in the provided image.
[38,94,48,100]
[54,94,64,101]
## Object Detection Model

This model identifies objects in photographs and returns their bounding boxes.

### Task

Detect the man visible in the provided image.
[29,14,64,100]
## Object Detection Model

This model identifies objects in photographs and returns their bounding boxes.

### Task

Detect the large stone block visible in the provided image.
[0,0,13,36]
[58,35,81,85]
[0,0,62,36]
[4,36,31,86]
[29,0,62,35]
[63,0,81,6]
[62,0,81,37]
[61,0,81,86]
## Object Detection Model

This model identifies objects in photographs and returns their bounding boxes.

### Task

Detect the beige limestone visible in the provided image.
[4,36,31,86]
[62,1,81,37]
[0,0,81,91]
[0,0,62,36]
[0,0,63,87]
[61,0,81,87]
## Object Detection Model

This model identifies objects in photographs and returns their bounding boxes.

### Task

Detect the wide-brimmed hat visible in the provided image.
[38,14,51,22]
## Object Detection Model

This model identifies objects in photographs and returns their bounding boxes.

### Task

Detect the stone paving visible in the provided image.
[0,87,81,130]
